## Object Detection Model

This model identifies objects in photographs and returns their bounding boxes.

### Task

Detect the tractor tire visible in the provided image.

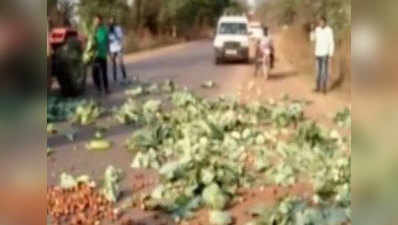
[215,57,222,65]
[54,37,87,97]
[47,55,53,91]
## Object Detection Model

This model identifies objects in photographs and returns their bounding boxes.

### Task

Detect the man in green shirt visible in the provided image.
[93,15,110,94]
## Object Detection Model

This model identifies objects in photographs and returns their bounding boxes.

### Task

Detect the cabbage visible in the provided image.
[143,100,162,113]
[101,166,123,202]
[59,173,92,189]
[125,86,145,97]
[72,100,103,125]
[202,183,229,210]
[209,210,232,225]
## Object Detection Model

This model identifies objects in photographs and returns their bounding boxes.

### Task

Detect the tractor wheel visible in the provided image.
[54,37,87,97]
[47,55,53,91]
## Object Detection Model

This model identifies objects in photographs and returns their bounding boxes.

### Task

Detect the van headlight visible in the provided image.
[214,39,224,48]
[241,40,249,48]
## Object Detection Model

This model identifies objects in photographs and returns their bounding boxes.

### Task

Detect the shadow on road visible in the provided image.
[268,69,298,80]
[217,60,251,67]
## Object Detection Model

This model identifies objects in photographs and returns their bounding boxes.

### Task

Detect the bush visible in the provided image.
[257,0,351,42]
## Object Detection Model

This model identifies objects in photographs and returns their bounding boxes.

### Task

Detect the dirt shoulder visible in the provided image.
[232,28,351,126]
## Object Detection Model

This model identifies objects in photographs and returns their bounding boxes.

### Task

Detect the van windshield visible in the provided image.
[219,23,247,35]
[249,27,264,37]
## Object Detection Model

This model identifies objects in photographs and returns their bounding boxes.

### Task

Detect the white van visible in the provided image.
[213,16,250,64]
[248,22,264,41]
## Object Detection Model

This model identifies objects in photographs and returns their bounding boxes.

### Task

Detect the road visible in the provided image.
[125,40,249,92]
[47,38,350,225]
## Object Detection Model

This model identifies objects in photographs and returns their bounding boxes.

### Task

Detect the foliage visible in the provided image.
[202,183,230,210]
[58,166,123,203]
[126,125,170,152]
[125,86,146,97]
[209,210,233,225]
[334,107,351,128]
[47,147,54,157]
[78,0,130,27]
[132,0,245,36]
[202,80,217,89]
[47,96,83,123]
[81,21,96,64]
[246,197,350,225]
[101,165,123,202]
[86,139,112,151]
[257,0,351,41]
[113,98,142,125]
[47,123,57,134]
[59,173,93,189]
[72,100,104,125]
[119,86,351,223]
[47,0,58,12]
[271,102,304,127]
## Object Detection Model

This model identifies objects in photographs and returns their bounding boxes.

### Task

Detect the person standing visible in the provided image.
[255,26,274,79]
[108,17,128,85]
[93,15,110,95]
[311,16,335,94]
[262,26,275,70]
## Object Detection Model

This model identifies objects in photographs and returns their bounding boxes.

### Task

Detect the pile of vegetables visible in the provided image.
[48,79,351,224]
[47,184,118,225]
[58,165,123,203]
[47,96,83,123]
[72,100,104,125]
[334,107,351,128]
[124,80,176,98]
[246,196,349,225]
[115,87,351,224]
[47,97,103,126]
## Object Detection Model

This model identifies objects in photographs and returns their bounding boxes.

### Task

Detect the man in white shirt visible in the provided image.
[311,16,335,94]
[109,17,128,84]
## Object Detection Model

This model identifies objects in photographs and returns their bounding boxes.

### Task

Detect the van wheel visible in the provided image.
[215,57,222,65]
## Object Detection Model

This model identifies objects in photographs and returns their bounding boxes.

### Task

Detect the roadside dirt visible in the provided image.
[236,28,350,127]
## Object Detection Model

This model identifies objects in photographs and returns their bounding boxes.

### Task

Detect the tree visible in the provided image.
[57,0,75,25]
[48,0,58,12]
[256,0,351,41]
[155,0,244,37]
[78,0,129,27]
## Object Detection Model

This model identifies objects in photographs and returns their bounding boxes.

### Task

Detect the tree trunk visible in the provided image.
[172,25,177,38]
[135,0,142,29]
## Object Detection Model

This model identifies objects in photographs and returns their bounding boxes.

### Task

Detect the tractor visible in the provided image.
[48,27,87,97]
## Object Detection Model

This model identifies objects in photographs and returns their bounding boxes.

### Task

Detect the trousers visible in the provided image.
[92,57,109,92]
[316,56,329,90]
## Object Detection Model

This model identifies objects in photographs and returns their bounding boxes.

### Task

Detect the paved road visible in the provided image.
[77,40,253,110]
[123,40,251,96]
